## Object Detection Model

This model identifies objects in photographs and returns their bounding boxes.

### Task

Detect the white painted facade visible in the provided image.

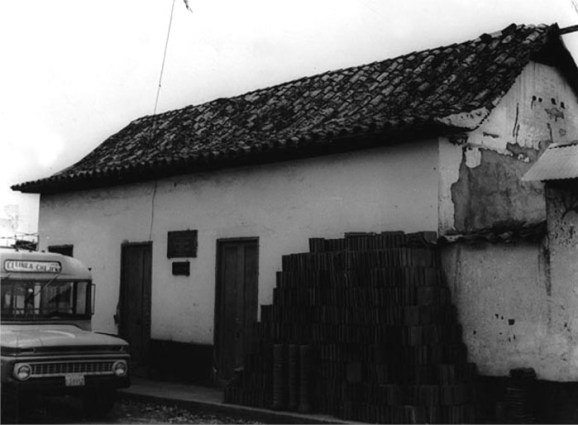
[36,60,578,382]
[39,139,438,343]
[441,242,555,377]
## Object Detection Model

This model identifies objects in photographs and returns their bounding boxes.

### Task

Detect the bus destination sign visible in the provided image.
[4,260,62,273]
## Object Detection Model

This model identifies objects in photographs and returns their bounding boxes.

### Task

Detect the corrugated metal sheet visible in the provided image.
[522,142,578,181]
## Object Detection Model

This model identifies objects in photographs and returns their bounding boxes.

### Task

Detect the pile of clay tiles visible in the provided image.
[224,231,478,423]
[504,368,537,423]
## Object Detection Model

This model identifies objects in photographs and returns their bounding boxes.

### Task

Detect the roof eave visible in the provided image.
[12,121,464,195]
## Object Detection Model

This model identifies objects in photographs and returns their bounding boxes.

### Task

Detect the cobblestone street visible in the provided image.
[7,396,261,424]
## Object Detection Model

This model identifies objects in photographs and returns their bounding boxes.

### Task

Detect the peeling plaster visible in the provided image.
[512,102,520,144]
[466,64,576,151]
[547,186,578,247]
[545,107,564,122]
[438,61,578,235]
[441,185,578,380]
[435,107,490,130]
[464,147,482,168]
[448,133,468,146]
[540,239,552,297]
[451,147,545,232]
[438,137,462,233]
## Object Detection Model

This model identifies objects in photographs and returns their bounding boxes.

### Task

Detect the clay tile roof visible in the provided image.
[13,23,576,194]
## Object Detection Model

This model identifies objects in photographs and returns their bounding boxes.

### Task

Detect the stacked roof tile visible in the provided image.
[14,23,576,193]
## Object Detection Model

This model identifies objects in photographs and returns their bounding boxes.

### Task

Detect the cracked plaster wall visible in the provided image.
[441,241,556,378]
[441,185,578,382]
[545,184,578,379]
[439,61,578,234]
[438,62,578,381]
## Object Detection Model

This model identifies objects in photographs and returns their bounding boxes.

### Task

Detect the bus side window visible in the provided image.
[2,286,11,310]
[14,287,25,314]
[75,283,87,315]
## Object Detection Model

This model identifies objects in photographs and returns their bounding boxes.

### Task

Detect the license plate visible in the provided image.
[65,374,85,387]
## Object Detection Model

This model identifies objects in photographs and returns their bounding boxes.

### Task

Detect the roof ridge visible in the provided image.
[132,23,552,126]
[13,22,569,194]
[231,23,552,104]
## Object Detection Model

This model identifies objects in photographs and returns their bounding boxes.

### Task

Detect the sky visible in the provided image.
[1,0,577,240]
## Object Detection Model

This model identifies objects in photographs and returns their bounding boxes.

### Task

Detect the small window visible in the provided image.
[48,245,74,257]
[172,261,190,276]
[167,230,197,258]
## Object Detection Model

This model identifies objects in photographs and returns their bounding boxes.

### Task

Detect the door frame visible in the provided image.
[119,241,153,370]
[213,237,259,381]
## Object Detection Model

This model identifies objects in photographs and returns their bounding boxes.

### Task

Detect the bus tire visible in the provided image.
[82,389,117,418]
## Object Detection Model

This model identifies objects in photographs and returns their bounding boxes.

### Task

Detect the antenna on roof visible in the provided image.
[153,0,177,117]
[560,25,578,34]
[152,0,194,117]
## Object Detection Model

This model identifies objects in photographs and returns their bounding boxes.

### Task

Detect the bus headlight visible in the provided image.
[13,363,32,381]
[112,360,128,377]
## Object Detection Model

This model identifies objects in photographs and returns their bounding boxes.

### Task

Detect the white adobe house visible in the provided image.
[13,24,578,386]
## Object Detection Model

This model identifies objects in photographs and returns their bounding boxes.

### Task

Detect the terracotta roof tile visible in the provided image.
[14,23,576,194]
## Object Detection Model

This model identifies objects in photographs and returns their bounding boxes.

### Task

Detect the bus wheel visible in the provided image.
[82,389,117,418]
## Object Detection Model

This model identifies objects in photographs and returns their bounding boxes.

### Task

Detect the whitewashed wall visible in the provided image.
[39,138,439,344]
[438,61,578,234]
[545,185,578,380]
[438,61,578,381]
[441,242,555,377]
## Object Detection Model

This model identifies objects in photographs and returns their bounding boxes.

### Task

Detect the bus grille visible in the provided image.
[30,361,115,377]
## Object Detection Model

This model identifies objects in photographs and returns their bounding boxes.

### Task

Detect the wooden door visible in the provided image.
[215,238,259,381]
[119,242,152,373]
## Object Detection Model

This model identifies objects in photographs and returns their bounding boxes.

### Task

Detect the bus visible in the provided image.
[0,248,130,420]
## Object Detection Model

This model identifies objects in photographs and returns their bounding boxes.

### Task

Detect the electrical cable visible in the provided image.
[148,0,177,240]
[153,0,177,117]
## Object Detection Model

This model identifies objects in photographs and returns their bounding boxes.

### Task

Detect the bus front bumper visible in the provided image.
[2,374,131,395]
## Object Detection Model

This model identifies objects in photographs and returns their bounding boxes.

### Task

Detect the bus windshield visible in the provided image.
[1,279,91,321]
